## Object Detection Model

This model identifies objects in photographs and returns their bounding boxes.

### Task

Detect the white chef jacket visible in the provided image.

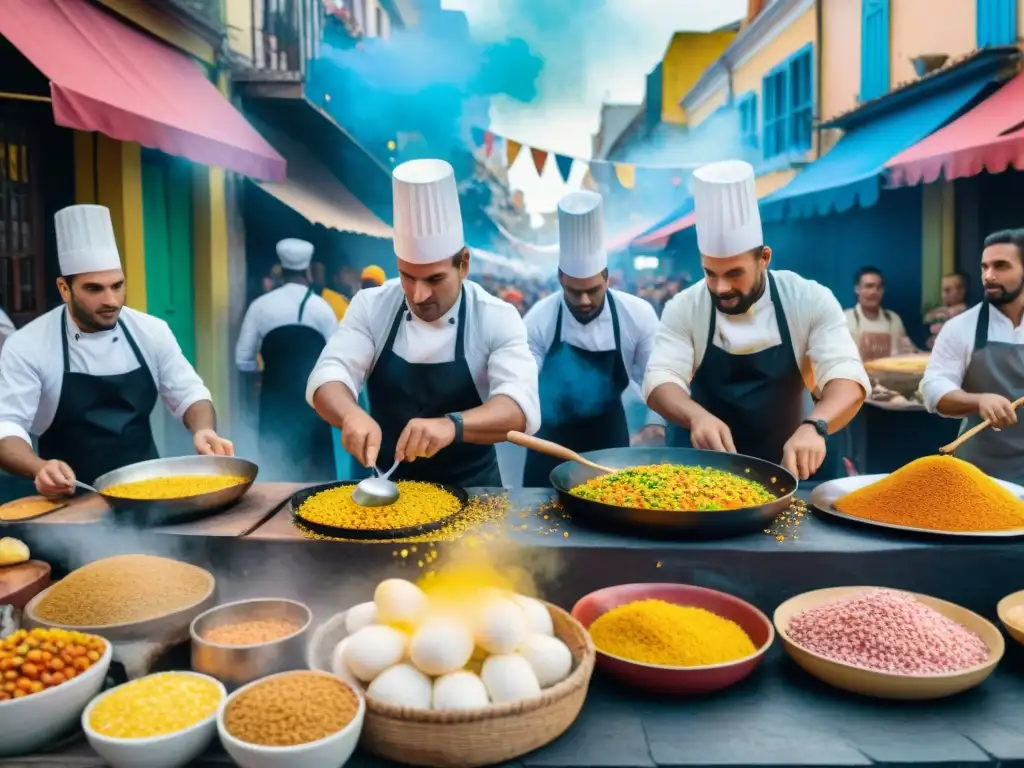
[0,305,212,447]
[0,308,14,350]
[306,279,542,434]
[643,269,871,400]
[524,289,666,427]
[235,283,338,372]
[921,301,1024,415]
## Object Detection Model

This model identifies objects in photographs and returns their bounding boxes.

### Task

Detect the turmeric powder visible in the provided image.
[588,599,756,667]
[834,456,1024,533]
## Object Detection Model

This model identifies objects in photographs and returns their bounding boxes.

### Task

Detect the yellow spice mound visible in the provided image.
[834,456,1024,532]
[103,475,247,500]
[588,598,756,667]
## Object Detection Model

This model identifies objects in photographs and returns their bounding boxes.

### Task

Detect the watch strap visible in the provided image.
[802,418,828,437]
[446,412,464,442]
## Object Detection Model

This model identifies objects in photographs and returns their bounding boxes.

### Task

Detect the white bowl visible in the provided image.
[0,638,113,757]
[82,672,225,768]
[217,670,365,768]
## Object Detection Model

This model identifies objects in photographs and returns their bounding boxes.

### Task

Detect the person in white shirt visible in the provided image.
[643,160,870,481]
[307,159,540,487]
[0,204,232,497]
[844,267,918,361]
[236,238,338,482]
[0,307,14,351]
[521,190,665,486]
[921,229,1024,481]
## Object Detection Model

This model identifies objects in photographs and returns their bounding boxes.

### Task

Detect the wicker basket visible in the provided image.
[360,603,594,768]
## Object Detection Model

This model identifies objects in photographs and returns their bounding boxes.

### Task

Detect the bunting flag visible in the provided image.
[506,139,522,167]
[615,163,636,190]
[483,131,495,157]
[555,154,573,182]
[530,148,548,175]
[470,127,486,149]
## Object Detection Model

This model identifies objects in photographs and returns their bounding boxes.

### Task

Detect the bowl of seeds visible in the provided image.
[190,598,312,688]
[217,669,364,768]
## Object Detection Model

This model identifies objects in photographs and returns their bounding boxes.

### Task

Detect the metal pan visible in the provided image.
[549,447,797,539]
[290,480,469,539]
[92,455,259,527]
[811,474,1024,539]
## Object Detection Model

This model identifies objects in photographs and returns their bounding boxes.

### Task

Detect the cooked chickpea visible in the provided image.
[0,628,106,700]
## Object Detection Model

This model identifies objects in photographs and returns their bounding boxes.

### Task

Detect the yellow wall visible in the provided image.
[890,0,975,88]
[732,6,817,100]
[687,87,729,127]
[94,0,216,64]
[821,0,861,124]
[661,31,737,124]
[226,0,254,61]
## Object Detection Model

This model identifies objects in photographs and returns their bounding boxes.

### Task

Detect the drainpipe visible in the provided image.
[814,0,824,154]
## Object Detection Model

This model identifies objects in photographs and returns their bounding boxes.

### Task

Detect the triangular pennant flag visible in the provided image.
[470,127,486,148]
[506,139,522,167]
[589,161,612,186]
[555,154,573,182]
[530,148,548,175]
[615,163,636,189]
[483,131,495,157]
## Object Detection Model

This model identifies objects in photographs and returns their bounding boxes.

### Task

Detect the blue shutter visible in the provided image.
[788,46,813,151]
[977,0,1018,47]
[737,92,758,147]
[861,0,890,102]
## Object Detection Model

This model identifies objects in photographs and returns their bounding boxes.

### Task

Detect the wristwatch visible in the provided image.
[802,418,829,438]
[445,412,464,443]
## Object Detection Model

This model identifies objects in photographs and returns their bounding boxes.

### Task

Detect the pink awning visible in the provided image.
[633,211,696,246]
[0,0,285,181]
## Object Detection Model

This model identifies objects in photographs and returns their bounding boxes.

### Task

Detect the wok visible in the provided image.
[548,447,797,539]
[92,455,259,527]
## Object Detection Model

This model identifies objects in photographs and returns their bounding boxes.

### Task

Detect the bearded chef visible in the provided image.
[306,159,540,487]
[236,238,338,482]
[521,190,665,487]
[643,160,870,481]
[0,204,233,497]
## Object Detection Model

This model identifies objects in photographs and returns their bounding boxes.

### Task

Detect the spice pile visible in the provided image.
[203,618,303,646]
[32,554,213,627]
[0,628,106,701]
[787,589,989,675]
[834,456,1024,532]
[588,599,756,667]
[297,481,462,531]
[102,475,247,500]
[88,672,223,738]
[571,465,775,511]
[224,671,359,747]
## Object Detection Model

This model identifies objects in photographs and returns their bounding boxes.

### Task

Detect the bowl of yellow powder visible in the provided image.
[82,671,225,768]
[571,583,773,694]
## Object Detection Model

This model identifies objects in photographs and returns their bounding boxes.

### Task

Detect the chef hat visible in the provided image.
[692,160,763,258]
[55,205,121,276]
[392,159,464,265]
[276,238,314,271]
[557,190,607,279]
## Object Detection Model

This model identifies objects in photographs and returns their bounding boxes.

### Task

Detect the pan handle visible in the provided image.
[506,431,614,473]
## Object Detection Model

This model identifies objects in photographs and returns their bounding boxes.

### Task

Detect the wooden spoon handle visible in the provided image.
[939,395,1024,455]
[506,431,614,473]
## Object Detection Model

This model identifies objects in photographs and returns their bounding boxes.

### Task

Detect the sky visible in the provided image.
[441,0,747,214]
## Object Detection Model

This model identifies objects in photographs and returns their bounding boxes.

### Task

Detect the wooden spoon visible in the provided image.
[939,395,1024,455]
[506,431,616,473]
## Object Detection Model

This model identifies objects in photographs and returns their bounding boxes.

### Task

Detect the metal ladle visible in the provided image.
[352,458,402,507]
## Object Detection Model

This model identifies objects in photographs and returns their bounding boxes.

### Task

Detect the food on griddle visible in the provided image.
[88,672,223,738]
[101,475,247,499]
[570,465,774,510]
[33,554,212,627]
[297,481,461,530]
[0,628,107,701]
[834,456,1024,532]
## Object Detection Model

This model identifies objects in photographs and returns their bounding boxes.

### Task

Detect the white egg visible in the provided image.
[481,653,541,703]
[344,601,378,634]
[343,625,407,682]
[432,671,490,710]
[330,637,362,688]
[374,578,428,627]
[512,594,554,637]
[475,597,528,655]
[519,634,573,687]
[367,664,433,709]
[409,619,474,676]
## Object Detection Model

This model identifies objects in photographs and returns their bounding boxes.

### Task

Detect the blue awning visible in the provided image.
[760,75,993,222]
[631,198,695,246]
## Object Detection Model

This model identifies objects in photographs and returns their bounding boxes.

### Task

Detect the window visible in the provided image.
[737,92,758,147]
[977,0,1017,47]
[0,113,44,326]
[861,0,890,102]
[763,67,788,158]
[788,47,813,151]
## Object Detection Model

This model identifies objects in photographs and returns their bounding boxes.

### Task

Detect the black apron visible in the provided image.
[522,294,630,487]
[365,288,501,487]
[667,272,841,481]
[37,311,159,486]
[953,301,1024,483]
[258,288,335,483]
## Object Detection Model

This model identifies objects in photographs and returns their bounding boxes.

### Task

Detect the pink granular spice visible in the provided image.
[788,589,989,675]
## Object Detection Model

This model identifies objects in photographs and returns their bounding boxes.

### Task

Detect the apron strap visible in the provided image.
[382,299,407,354]
[453,286,469,360]
[59,310,150,375]
[551,301,565,354]
[973,301,990,352]
[59,310,71,373]
[767,271,793,349]
[607,291,623,353]
[297,288,314,323]
[118,319,153,377]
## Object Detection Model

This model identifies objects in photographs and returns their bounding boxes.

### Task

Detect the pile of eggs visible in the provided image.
[332,578,573,711]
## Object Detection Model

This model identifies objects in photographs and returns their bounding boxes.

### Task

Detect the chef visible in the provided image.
[521,190,665,487]
[0,204,233,497]
[306,159,540,487]
[921,228,1024,482]
[643,160,870,481]
[236,238,338,481]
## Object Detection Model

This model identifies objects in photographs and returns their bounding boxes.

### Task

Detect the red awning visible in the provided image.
[633,211,696,247]
[887,71,1024,186]
[0,0,285,182]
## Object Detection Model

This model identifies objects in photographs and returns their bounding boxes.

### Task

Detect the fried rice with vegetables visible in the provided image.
[570,464,775,511]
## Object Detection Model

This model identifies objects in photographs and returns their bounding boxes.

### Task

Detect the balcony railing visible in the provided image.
[167,0,224,31]
[249,0,325,75]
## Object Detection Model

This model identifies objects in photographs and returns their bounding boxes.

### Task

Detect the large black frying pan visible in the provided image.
[509,433,797,539]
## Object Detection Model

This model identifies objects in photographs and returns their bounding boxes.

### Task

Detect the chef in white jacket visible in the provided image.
[0,204,232,497]
[307,159,540,487]
[644,160,869,481]
[521,190,665,486]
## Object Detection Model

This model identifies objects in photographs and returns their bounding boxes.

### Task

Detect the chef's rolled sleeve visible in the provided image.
[485,304,541,435]
[0,341,40,446]
[234,306,261,373]
[152,321,213,420]
[305,291,376,407]
[642,295,696,401]
[920,319,968,415]
[805,286,871,396]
